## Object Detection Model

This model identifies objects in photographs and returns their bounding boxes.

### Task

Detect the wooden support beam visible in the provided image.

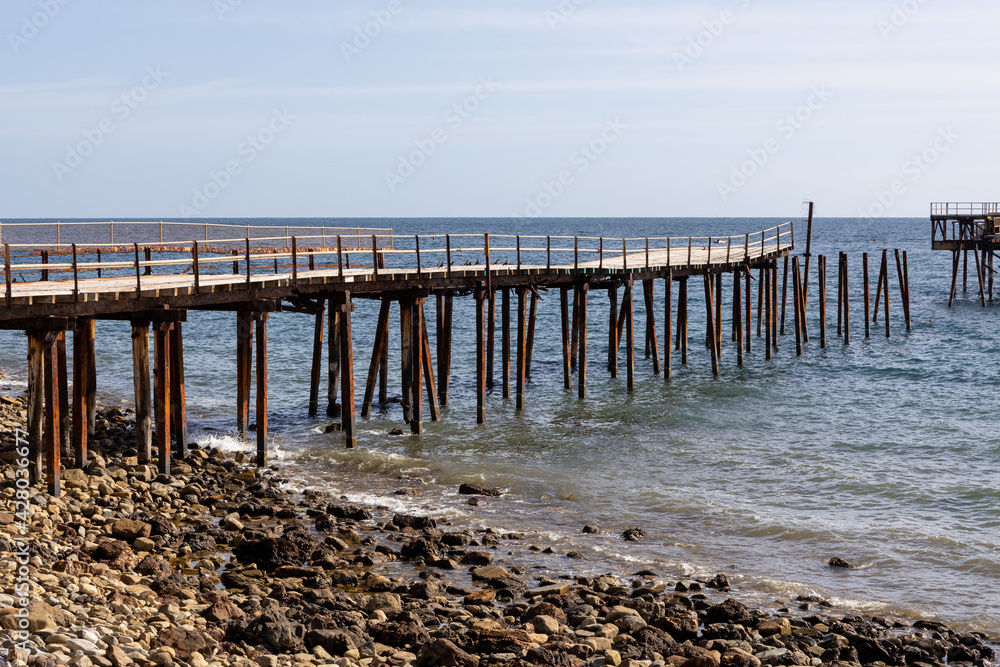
[43,333,60,496]
[516,286,527,412]
[502,289,512,397]
[863,253,871,339]
[734,272,744,367]
[837,253,844,335]
[744,268,752,354]
[57,332,69,461]
[236,310,252,438]
[679,278,688,365]
[362,299,391,419]
[525,289,539,379]
[84,318,96,437]
[327,300,341,417]
[765,264,772,361]
[153,321,172,475]
[577,282,588,399]
[704,274,719,377]
[476,288,486,423]
[772,263,779,351]
[559,287,571,390]
[400,300,413,424]
[664,272,673,380]
[779,256,789,336]
[570,287,580,371]
[798,260,809,344]
[338,291,357,448]
[714,272,723,355]
[131,321,152,463]
[873,250,886,323]
[420,307,441,422]
[902,251,912,330]
[793,257,803,357]
[757,267,764,338]
[410,297,424,435]
[819,255,827,349]
[843,254,851,345]
[486,291,495,389]
[308,304,324,417]
[72,319,89,468]
[643,279,661,374]
[438,294,453,406]
[625,279,635,391]
[170,321,187,458]
[608,286,618,377]
[894,249,910,330]
[254,313,269,464]
[26,334,43,484]
[882,255,891,338]
[948,251,959,308]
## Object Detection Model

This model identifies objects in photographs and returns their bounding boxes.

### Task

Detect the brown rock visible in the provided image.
[153,627,213,660]
[828,557,857,569]
[474,628,532,653]
[463,590,495,605]
[458,484,504,497]
[415,639,479,667]
[106,645,133,667]
[110,518,152,541]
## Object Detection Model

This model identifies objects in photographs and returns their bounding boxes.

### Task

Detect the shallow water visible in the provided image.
[2,216,998,634]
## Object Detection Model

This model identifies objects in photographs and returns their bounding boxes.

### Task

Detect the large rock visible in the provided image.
[704,599,752,626]
[62,468,90,490]
[304,628,358,655]
[153,627,213,661]
[327,504,372,521]
[458,484,503,497]
[242,610,306,653]
[110,518,152,541]
[392,514,437,530]
[91,540,139,571]
[470,566,527,591]
[415,639,479,667]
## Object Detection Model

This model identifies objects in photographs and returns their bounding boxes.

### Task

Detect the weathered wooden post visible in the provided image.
[153,321,172,475]
[132,320,152,463]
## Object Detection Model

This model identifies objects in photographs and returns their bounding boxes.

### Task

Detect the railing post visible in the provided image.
[599,237,603,270]
[371,235,379,278]
[415,235,422,277]
[547,236,551,270]
[192,241,200,294]
[645,238,650,270]
[707,237,712,265]
[245,237,252,289]
[761,230,765,256]
[745,234,749,261]
[622,238,628,272]
[159,221,163,244]
[95,249,101,279]
[56,221,60,248]
[484,233,491,290]
[291,236,298,285]
[337,236,344,279]
[687,237,692,266]
[517,236,521,270]
[790,222,795,250]
[4,244,11,308]
[446,235,452,278]
[667,237,671,269]
[574,237,579,271]
[71,243,79,303]
[726,237,732,265]
[110,221,114,245]
[133,243,142,299]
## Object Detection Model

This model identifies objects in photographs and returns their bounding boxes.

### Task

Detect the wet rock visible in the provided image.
[373,612,429,647]
[328,503,372,521]
[474,628,533,653]
[303,629,359,655]
[828,557,857,569]
[135,555,173,579]
[471,565,528,591]
[704,599,753,627]
[415,638,479,667]
[458,484,504,497]
[392,513,437,530]
[707,574,731,591]
[90,539,140,571]
[241,609,307,653]
[622,527,647,542]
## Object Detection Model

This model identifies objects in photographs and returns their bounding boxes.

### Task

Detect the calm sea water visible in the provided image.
[2,217,998,634]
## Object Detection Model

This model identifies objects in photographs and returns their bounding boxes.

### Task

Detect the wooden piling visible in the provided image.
[502,289,512,397]
[863,253,871,339]
[400,300,413,423]
[570,288,580,371]
[153,322,172,475]
[410,298,424,435]
[664,271,673,380]
[43,333,60,496]
[560,287,571,390]
[438,294,453,406]
[84,318,96,437]
[337,292,357,448]
[949,250,960,308]
[779,256,789,336]
[792,257,803,357]
[525,289,539,379]
[516,286,527,412]
[771,263,779,351]
[361,299,391,419]
[625,279,635,391]
[873,250,887,323]
[170,321,188,458]
[704,274,719,377]
[902,251,912,330]
[578,283,588,399]
[819,255,827,349]
[715,272,723,355]
[608,286,618,377]
[236,311,252,437]
[679,278,688,365]
[974,246,986,307]
[487,291,495,388]
[882,257,891,338]
[757,267,764,338]
[843,254,851,345]
[327,301,341,417]
[744,268,752,354]
[308,305,324,417]
[27,334,44,484]
[764,265,772,361]
[734,270,744,367]
[420,308,441,422]
[476,288,487,423]
[72,319,89,468]
[132,321,152,463]
[57,333,69,460]
[645,278,661,374]
[895,249,911,331]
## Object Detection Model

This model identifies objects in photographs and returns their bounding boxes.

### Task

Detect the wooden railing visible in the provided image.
[0,222,794,306]
[930,203,1000,218]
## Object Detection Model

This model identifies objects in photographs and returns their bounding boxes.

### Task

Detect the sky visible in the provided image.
[1,0,998,220]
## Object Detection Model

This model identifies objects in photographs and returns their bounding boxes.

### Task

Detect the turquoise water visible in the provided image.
[2,217,998,634]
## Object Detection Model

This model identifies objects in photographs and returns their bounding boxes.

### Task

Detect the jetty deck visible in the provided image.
[931,202,1000,306]
[0,220,795,496]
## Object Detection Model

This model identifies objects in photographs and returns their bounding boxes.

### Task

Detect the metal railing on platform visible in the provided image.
[930,203,1000,217]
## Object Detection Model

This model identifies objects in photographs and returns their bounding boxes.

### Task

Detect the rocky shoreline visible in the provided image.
[0,397,995,667]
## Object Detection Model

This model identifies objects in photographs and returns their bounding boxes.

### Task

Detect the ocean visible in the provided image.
[1,216,997,635]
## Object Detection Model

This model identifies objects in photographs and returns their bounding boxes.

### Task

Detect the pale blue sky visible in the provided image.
[2,1,997,219]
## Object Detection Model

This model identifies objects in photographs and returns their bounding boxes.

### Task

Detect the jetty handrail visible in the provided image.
[930,203,1000,217]
[1,222,794,303]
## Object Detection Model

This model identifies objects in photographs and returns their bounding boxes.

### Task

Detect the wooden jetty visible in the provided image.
[0,219,799,497]
[931,202,1000,306]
